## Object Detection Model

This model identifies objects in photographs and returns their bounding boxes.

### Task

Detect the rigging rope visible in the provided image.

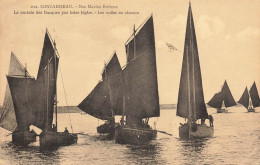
[59,63,74,133]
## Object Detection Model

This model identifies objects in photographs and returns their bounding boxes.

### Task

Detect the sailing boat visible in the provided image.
[238,82,260,112]
[208,80,236,113]
[177,3,214,139]
[37,29,78,149]
[78,52,123,136]
[115,15,160,144]
[4,53,37,145]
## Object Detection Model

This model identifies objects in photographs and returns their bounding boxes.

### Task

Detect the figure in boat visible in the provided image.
[238,82,260,112]
[208,80,236,113]
[115,15,160,144]
[78,52,123,137]
[3,52,37,146]
[176,2,214,139]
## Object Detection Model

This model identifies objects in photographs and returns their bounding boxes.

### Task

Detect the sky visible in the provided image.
[0,0,259,106]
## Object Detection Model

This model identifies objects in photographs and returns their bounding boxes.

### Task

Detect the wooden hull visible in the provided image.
[217,108,228,113]
[247,108,255,112]
[97,123,114,134]
[179,124,214,139]
[12,131,37,146]
[115,125,157,144]
[40,131,78,149]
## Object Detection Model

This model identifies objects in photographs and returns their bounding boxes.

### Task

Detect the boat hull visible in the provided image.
[217,108,228,113]
[115,125,157,144]
[12,131,37,146]
[39,131,78,149]
[247,108,255,112]
[97,123,114,134]
[179,124,214,139]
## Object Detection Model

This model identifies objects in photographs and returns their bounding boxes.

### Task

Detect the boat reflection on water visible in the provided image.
[124,141,165,164]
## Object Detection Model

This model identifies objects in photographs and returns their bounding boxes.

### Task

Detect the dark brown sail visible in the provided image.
[6,76,37,131]
[0,53,29,131]
[78,53,123,119]
[123,16,159,125]
[177,4,208,120]
[208,80,236,108]
[238,87,249,108]
[35,30,59,130]
[249,82,260,107]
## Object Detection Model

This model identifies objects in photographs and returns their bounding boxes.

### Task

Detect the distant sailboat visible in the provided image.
[177,3,214,139]
[115,15,160,144]
[3,53,36,145]
[238,82,260,112]
[78,52,123,136]
[208,80,236,113]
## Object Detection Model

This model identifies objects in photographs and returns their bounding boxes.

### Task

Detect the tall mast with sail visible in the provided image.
[208,80,236,113]
[115,15,160,144]
[39,29,77,149]
[239,82,260,112]
[0,53,28,132]
[78,52,123,136]
[177,2,213,139]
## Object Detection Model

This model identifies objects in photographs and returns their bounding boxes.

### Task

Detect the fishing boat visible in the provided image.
[115,15,160,144]
[38,29,77,149]
[177,3,213,139]
[78,52,123,137]
[238,82,260,112]
[3,53,36,146]
[7,29,77,149]
[208,80,236,113]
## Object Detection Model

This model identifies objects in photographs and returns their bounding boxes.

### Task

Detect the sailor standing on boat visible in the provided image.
[208,115,214,127]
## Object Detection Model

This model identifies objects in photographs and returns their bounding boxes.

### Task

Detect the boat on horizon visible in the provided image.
[78,52,123,137]
[238,82,260,112]
[208,80,236,113]
[177,2,214,139]
[115,15,160,144]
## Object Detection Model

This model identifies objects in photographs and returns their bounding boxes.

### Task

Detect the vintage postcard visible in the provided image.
[0,0,259,164]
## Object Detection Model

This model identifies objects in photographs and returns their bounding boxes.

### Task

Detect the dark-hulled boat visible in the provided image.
[115,15,160,144]
[177,3,213,139]
[3,53,36,146]
[37,29,77,149]
[208,80,236,113]
[238,82,260,112]
[78,52,123,137]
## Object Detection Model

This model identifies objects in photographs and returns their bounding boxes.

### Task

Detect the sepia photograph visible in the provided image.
[0,0,259,164]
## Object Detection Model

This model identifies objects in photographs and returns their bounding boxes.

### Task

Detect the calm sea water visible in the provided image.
[0,107,260,165]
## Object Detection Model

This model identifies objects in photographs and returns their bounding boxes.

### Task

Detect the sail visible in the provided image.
[0,53,28,131]
[6,76,37,131]
[238,87,249,108]
[78,81,111,120]
[177,4,208,120]
[249,82,260,107]
[78,53,123,119]
[35,30,59,129]
[208,81,236,108]
[123,15,160,123]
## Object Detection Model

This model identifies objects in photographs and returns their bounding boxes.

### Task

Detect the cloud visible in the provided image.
[236,27,260,40]
[197,15,226,39]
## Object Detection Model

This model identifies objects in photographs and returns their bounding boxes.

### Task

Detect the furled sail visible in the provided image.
[249,82,260,108]
[0,53,29,131]
[208,80,236,109]
[123,15,160,124]
[238,87,249,108]
[177,4,208,120]
[78,53,123,119]
[35,30,59,130]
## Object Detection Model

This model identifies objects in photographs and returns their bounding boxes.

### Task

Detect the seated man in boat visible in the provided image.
[201,118,206,125]
[64,127,69,134]
[208,115,214,127]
